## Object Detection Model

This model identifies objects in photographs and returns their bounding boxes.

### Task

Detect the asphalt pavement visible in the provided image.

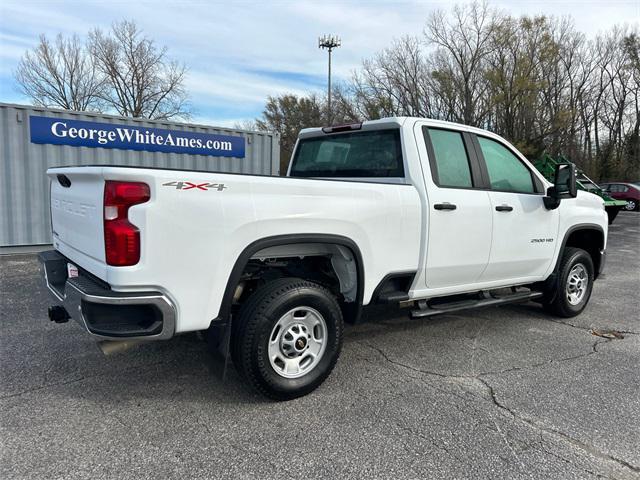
[1,212,638,479]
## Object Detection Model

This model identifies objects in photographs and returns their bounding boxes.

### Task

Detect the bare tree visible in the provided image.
[233,119,260,131]
[15,33,104,111]
[88,20,190,120]
[622,32,640,179]
[425,1,500,125]
[347,2,638,180]
[328,84,361,124]
[352,36,432,118]
[592,26,639,179]
[256,94,324,173]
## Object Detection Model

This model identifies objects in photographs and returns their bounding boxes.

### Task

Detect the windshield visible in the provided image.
[289,129,404,178]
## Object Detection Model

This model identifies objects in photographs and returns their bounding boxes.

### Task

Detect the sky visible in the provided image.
[0,0,638,127]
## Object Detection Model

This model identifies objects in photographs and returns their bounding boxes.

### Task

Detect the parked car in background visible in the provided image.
[600,182,640,211]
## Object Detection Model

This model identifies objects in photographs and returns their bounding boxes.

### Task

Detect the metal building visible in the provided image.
[0,103,280,250]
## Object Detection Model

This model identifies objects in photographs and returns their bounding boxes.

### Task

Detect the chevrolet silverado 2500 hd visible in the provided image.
[39,117,607,399]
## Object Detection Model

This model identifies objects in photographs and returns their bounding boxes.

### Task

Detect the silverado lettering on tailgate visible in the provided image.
[52,198,97,217]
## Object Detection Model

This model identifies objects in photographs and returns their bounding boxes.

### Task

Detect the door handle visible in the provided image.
[434,203,457,211]
[495,205,513,212]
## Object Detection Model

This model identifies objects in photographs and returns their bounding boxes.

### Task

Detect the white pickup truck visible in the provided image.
[39,117,608,399]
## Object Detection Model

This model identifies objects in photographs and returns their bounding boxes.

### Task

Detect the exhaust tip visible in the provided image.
[48,305,70,323]
[98,340,141,356]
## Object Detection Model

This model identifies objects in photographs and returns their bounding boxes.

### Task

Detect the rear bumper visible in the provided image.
[38,250,175,341]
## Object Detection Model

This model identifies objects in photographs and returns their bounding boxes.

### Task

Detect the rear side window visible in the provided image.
[290,129,404,178]
[425,128,473,188]
[477,137,535,193]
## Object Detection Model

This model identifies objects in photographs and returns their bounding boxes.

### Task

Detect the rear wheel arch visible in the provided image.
[217,234,365,325]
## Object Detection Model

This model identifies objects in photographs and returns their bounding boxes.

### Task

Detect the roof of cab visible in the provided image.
[298,116,499,140]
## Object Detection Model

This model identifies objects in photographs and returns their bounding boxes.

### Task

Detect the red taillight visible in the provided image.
[104,181,150,266]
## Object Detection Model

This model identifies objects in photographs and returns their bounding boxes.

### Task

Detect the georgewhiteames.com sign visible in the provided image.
[29,115,245,158]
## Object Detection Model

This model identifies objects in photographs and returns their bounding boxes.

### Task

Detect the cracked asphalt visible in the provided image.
[1,212,639,480]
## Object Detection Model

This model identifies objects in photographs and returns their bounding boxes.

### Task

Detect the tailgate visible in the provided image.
[48,167,105,270]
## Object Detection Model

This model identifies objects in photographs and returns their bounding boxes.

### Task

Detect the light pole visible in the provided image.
[318,34,341,124]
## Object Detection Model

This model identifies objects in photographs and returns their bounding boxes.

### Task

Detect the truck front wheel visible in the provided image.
[544,247,594,318]
[231,278,344,400]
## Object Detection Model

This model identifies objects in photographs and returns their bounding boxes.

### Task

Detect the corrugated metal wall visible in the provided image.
[0,103,280,248]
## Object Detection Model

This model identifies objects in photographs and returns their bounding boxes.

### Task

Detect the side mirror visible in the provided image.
[544,163,577,210]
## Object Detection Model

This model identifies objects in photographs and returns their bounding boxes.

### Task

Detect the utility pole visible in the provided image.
[318,34,341,125]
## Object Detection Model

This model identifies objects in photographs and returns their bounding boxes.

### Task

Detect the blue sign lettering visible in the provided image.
[29,115,245,158]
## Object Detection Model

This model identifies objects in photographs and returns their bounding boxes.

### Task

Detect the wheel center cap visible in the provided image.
[295,338,306,350]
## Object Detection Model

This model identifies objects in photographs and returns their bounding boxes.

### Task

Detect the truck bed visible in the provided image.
[48,165,422,333]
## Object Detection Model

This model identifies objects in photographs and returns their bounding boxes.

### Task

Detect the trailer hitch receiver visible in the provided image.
[48,305,70,323]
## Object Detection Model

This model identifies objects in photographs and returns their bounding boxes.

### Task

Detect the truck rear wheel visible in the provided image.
[544,247,594,318]
[231,278,343,400]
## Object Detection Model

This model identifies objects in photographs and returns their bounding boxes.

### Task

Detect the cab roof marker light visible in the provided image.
[322,123,363,134]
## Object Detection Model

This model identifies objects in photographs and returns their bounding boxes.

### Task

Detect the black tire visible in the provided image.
[543,247,594,318]
[231,278,343,400]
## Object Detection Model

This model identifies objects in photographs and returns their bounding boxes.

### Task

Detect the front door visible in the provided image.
[473,135,559,282]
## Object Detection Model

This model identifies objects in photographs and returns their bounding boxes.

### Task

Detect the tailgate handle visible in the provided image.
[57,174,72,188]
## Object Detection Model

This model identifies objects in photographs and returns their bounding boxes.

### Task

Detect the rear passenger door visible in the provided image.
[419,126,493,289]
[473,135,559,282]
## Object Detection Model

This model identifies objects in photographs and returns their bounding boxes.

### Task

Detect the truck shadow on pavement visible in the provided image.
[62,301,557,404]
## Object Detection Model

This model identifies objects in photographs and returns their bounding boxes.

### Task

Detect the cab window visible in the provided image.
[290,129,404,178]
[424,127,473,188]
[477,137,535,194]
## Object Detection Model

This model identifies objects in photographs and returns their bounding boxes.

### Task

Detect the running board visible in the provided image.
[411,291,543,318]
[377,290,411,303]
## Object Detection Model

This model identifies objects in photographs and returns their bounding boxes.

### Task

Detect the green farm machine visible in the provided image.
[533,154,627,224]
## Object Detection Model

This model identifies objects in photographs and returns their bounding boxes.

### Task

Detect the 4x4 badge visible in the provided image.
[163,181,227,191]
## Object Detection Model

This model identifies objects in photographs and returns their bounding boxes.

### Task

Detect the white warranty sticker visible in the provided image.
[67,263,79,278]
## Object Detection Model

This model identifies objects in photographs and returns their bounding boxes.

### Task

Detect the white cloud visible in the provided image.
[186,68,311,105]
[190,116,253,129]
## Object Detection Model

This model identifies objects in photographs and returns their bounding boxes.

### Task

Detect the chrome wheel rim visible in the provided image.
[625,200,636,211]
[566,263,588,306]
[268,307,327,379]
